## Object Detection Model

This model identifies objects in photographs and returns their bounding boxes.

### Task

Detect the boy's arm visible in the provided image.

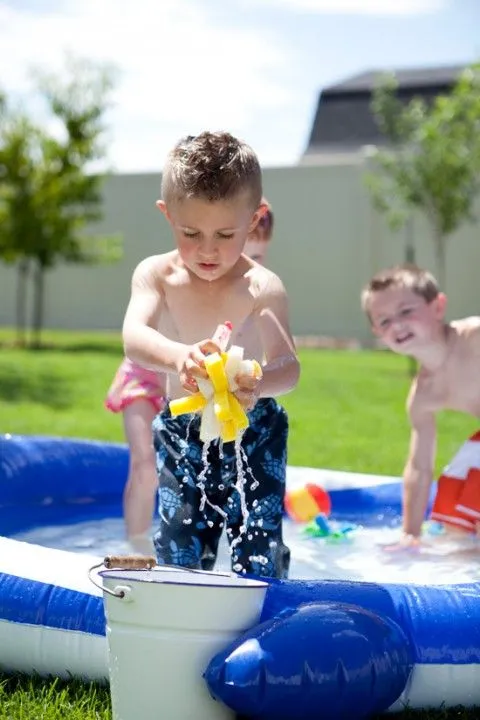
[122,257,186,373]
[254,272,300,398]
[402,384,437,538]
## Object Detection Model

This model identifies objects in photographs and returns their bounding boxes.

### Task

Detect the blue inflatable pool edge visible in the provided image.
[206,600,414,720]
[1,433,480,718]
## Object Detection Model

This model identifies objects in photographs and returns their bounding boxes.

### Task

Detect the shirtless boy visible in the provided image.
[105,199,275,554]
[361,264,480,549]
[122,131,300,576]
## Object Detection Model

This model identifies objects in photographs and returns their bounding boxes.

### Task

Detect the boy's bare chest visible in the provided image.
[423,353,480,416]
[161,280,256,344]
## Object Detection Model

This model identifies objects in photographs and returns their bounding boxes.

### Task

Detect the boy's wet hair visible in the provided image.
[161,131,262,206]
[361,264,440,315]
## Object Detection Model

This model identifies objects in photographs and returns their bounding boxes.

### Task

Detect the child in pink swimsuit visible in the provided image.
[105,359,167,553]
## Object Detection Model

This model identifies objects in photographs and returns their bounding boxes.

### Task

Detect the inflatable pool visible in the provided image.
[1,433,480,718]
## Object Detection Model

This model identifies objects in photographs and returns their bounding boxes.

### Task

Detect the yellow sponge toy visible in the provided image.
[169,346,262,444]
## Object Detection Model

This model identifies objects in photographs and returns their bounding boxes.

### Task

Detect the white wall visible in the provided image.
[0,161,478,345]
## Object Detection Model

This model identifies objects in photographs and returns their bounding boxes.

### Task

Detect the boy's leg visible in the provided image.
[152,411,223,569]
[224,399,291,579]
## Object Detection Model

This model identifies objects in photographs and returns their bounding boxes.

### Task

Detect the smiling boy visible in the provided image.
[362,264,480,549]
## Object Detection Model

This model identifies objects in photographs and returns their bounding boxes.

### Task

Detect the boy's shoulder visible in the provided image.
[246,260,286,296]
[407,316,480,421]
[450,316,480,345]
[133,251,178,281]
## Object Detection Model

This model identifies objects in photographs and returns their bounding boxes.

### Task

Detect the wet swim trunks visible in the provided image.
[431,430,480,532]
[152,398,291,578]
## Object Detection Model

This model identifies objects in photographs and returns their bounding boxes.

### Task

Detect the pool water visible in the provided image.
[13,517,480,585]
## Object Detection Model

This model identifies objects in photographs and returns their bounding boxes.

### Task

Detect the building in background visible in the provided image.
[302,65,463,165]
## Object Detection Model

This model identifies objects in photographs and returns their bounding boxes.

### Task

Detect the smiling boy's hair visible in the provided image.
[361,264,440,317]
[161,131,262,207]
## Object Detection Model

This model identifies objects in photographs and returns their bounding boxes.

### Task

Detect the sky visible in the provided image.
[0,0,478,173]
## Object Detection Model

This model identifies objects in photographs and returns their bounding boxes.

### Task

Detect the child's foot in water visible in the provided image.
[382,532,421,553]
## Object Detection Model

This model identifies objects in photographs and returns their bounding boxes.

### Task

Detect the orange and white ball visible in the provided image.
[285,483,331,523]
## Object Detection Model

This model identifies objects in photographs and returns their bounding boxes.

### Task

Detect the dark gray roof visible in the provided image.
[324,64,464,94]
[304,64,465,158]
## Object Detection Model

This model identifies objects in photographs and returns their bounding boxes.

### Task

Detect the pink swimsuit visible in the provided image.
[105,358,166,413]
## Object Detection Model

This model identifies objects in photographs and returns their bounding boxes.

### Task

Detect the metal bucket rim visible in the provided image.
[98,567,269,590]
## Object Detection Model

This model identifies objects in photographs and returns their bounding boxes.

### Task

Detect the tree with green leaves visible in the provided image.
[0,56,121,347]
[0,110,39,346]
[364,63,480,290]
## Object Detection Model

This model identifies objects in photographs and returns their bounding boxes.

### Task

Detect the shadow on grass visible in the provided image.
[0,364,74,409]
[0,341,122,356]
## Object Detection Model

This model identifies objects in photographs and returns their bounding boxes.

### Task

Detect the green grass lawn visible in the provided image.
[0,673,476,720]
[0,328,478,720]
[0,327,476,475]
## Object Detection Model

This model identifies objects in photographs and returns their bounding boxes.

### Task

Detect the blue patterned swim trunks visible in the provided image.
[152,398,290,578]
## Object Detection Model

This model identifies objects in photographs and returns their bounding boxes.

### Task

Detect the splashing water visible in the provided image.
[170,404,264,571]
[229,439,249,558]
[173,426,266,572]
[239,444,259,492]
[196,441,227,521]
[173,415,196,471]
[193,434,253,572]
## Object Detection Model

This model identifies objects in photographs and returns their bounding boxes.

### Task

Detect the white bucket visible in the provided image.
[100,567,268,720]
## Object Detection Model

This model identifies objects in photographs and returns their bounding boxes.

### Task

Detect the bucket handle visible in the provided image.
[88,555,235,597]
[88,555,157,597]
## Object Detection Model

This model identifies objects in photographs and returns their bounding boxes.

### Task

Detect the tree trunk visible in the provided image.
[15,259,29,348]
[432,226,446,291]
[31,261,45,349]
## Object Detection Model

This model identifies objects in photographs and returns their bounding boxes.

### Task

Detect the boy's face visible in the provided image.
[244,238,268,265]
[157,191,262,281]
[368,285,446,355]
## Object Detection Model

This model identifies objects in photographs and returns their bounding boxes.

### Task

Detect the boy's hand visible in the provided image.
[234,371,261,411]
[177,338,221,393]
